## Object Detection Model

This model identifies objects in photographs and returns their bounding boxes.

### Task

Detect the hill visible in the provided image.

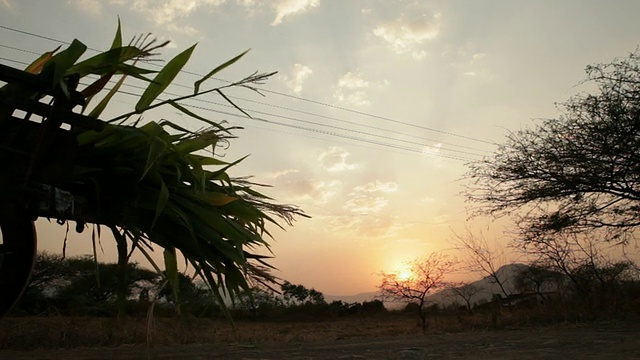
[426,263,530,307]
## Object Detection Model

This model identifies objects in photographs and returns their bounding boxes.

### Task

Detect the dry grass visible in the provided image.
[1,306,631,351]
[0,314,421,350]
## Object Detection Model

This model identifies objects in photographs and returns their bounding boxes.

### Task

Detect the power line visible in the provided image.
[0,54,480,163]
[0,25,497,147]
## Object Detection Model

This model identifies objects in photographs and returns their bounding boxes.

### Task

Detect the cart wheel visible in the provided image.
[0,216,37,316]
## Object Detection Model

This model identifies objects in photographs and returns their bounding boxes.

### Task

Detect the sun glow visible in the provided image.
[396,265,413,281]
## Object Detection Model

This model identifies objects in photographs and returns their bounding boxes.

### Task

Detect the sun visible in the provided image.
[396,265,413,281]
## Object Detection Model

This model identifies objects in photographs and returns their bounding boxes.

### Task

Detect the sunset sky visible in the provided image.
[2,0,640,296]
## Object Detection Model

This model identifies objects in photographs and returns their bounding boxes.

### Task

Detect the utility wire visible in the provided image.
[0,54,479,163]
[0,25,497,147]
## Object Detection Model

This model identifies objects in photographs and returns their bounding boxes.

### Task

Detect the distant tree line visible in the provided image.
[10,253,387,319]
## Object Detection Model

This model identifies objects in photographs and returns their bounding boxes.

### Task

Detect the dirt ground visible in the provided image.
[1,317,639,359]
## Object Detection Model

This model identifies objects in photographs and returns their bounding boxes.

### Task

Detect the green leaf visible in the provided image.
[194,50,249,94]
[24,46,60,74]
[189,155,228,166]
[136,44,196,113]
[67,46,146,77]
[168,101,230,133]
[111,17,122,49]
[86,83,116,117]
[141,136,167,180]
[152,179,170,229]
[204,193,238,206]
[42,39,87,89]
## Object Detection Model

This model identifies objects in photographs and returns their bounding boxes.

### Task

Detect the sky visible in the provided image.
[1,0,640,296]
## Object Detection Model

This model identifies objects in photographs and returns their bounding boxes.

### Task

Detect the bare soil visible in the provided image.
[1,316,639,359]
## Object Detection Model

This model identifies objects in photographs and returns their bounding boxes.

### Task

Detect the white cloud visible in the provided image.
[421,143,444,167]
[68,0,102,15]
[263,169,300,179]
[345,195,388,213]
[334,89,369,106]
[333,71,371,106]
[329,214,396,238]
[373,13,440,59]
[353,180,398,193]
[318,146,357,172]
[284,64,313,95]
[421,143,441,156]
[344,180,397,214]
[271,0,320,26]
[167,23,200,35]
[236,0,257,6]
[337,72,369,89]
[130,0,226,25]
[282,178,341,204]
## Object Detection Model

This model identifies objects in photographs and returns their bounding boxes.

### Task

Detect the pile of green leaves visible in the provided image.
[5,22,305,311]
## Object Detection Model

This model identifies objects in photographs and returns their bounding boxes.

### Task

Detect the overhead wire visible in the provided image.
[0,25,495,162]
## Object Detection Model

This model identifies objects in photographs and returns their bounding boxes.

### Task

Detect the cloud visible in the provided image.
[318,146,357,172]
[129,0,226,25]
[344,180,397,214]
[167,23,200,35]
[333,71,371,106]
[329,213,398,238]
[271,0,320,26]
[337,72,369,89]
[345,195,388,213]
[421,143,444,167]
[284,64,313,95]
[263,169,300,179]
[68,0,103,15]
[236,0,264,15]
[421,143,442,157]
[1,0,13,8]
[373,13,440,59]
[353,180,398,193]
[282,178,341,204]
[266,169,340,203]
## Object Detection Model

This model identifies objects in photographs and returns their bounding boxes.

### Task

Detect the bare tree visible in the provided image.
[448,282,481,312]
[451,229,513,301]
[523,232,636,297]
[513,263,564,302]
[378,252,455,331]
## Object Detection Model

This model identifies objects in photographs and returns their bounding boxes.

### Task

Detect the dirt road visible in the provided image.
[2,321,639,359]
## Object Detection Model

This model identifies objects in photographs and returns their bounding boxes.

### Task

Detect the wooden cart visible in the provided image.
[0,63,104,315]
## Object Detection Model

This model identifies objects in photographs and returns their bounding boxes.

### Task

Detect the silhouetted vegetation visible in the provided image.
[10,253,389,321]
[466,49,640,245]
[378,252,455,331]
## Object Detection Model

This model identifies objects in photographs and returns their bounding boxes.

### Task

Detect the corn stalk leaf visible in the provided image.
[168,101,230,133]
[41,39,86,89]
[136,44,196,112]
[111,17,122,49]
[193,50,249,94]
[141,135,167,180]
[24,46,61,74]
